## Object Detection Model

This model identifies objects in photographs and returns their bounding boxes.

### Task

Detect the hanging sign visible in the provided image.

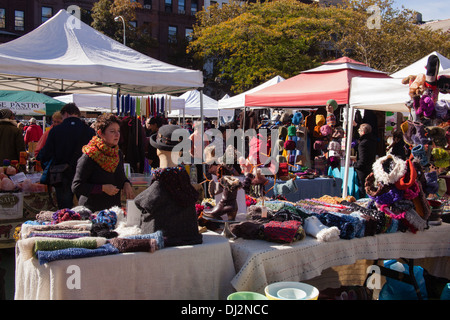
[0,101,46,115]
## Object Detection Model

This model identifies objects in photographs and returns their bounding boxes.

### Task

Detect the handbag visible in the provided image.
[48,163,70,186]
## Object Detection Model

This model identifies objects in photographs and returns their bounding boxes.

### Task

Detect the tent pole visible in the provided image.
[200,89,207,197]
[343,104,354,198]
[242,106,246,157]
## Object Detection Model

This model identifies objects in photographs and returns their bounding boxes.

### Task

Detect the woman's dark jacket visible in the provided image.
[72,151,129,212]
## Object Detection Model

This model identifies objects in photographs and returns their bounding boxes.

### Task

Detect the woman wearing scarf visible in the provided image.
[72,114,135,212]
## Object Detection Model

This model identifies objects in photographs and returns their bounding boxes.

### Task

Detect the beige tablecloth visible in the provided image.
[230,223,450,294]
[15,232,235,300]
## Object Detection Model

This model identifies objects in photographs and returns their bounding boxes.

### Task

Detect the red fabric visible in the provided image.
[24,124,43,144]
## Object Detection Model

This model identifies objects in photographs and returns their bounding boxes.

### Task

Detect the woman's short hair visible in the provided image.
[359,123,372,134]
[95,114,121,133]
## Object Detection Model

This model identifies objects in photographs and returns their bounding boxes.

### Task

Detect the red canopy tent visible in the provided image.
[245,57,390,107]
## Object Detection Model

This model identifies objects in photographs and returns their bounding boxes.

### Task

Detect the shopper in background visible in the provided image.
[34,111,63,158]
[0,108,25,164]
[145,116,163,169]
[38,103,95,209]
[24,117,43,156]
[354,123,377,198]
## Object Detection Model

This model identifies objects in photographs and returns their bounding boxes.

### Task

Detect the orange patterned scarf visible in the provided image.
[82,136,119,173]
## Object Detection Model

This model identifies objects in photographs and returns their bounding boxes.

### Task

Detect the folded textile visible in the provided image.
[21,221,92,238]
[17,237,107,261]
[124,230,165,250]
[318,212,359,240]
[33,238,100,254]
[36,243,119,265]
[304,216,340,242]
[108,238,158,253]
[263,220,305,243]
[28,231,91,239]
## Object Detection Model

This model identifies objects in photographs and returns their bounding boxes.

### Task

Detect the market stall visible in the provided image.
[15,231,235,300]
[0,91,65,117]
[230,223,450,294]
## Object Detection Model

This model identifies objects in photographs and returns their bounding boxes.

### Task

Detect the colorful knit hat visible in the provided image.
[92,209,118,230]
[411,144,429,167]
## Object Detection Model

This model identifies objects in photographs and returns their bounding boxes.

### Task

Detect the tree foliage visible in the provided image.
[188,0,450,95]
[335,0,450,74]
[91,0,157,54]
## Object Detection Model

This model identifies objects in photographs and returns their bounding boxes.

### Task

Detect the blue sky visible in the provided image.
[393,0,450,21]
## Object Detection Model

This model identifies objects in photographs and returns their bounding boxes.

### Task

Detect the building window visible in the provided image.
[165,0,172,13]
[143,0,152,9]
[15,10,24,31]
[178,0,186,14]
[168,25,177,44]
[42,7,53,23]
[129,21,137,28]
[0,9,5,29]
[185,28,193,41]
[191,0,198,15]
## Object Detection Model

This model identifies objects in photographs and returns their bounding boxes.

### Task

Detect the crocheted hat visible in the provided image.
[411,144,429,167]
[320,124,332,137]
[287,125,297,136]
[326,99,338,111]
[431,147,450,168]
[372,154,407,185]
[328,140,341,151]
[426,126,447,147]
[292,112,303,125]
[316,114,325,126]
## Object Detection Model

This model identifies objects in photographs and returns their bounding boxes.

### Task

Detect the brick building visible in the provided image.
[0,0,205,63]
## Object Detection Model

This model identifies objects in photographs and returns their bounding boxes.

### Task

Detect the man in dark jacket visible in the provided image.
[0,109,25,164]
[38,103,95,209]
[354,123,377,198]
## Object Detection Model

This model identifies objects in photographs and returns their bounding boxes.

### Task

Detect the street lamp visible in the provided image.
[114,16,126,46]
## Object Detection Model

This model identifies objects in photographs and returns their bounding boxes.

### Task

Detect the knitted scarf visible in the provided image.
[151,166,199,207]
[82,136,120,173]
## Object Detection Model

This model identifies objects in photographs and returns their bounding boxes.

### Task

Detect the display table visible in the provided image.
[229,223,450,294]
[14,231,236,300]
[265,177,342,202]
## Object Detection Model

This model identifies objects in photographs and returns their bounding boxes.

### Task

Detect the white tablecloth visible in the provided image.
[15,232,235,300]
[229,223,450,294]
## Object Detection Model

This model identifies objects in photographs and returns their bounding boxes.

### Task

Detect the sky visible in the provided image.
[393,0,450,21]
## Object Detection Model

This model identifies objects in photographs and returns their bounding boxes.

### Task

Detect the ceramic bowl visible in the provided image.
[265,282,319,300]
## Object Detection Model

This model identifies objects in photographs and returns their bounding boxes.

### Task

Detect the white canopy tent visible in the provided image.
[0,9,203,95]
[218,75,285,109]
[170,90,234,118]
[391,51,450,79]
[342,53,450,197]
[55,93,186,114]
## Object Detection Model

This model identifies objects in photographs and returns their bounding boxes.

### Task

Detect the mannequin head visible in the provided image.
[157,149,179,168]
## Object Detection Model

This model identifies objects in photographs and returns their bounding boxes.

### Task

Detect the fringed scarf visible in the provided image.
[82,136,120,173]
